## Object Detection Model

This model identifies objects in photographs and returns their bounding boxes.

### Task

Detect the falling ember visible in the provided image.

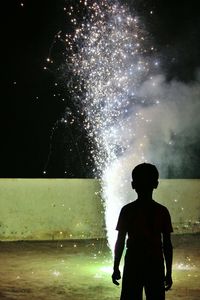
[64,0,158,251]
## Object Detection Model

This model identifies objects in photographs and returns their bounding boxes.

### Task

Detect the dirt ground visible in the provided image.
[0,234,199,300]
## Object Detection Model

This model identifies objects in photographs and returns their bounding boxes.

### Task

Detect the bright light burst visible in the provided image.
[64,0,158,251]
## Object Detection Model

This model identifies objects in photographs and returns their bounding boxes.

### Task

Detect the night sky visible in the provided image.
[2,0,200,178]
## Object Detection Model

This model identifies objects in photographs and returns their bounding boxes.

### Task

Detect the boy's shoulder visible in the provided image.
[120,201,136,211]
[122,199,169,213]
[152,200,169,211]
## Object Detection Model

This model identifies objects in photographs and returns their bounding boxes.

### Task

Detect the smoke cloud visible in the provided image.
[133,73,200,177]
[103,72,200,250]
[108,72,200,179]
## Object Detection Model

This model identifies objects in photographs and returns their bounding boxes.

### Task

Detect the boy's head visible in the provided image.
[131,163,159,191]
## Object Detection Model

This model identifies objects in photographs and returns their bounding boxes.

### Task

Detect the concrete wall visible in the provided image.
[154,179,200,233]
[0,179,105,241]
[0,179,199,241]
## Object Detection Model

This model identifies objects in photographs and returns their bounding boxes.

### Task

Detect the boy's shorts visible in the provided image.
[120,250,165,300]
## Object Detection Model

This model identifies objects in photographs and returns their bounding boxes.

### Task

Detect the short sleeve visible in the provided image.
[116,207,128,232]
[162,208,173,233]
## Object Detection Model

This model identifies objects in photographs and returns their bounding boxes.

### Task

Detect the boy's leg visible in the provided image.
[144,281,165,300]
[120,275,143,300]
[144,262,165,300]
[120,252,143,300]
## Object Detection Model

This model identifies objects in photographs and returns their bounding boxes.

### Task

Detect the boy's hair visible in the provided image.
[132,163,159,188]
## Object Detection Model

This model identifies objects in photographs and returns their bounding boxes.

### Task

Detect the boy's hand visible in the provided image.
[164,274,173,291]
[112,268,121,286]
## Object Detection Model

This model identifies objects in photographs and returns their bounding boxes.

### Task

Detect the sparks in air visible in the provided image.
[63,0,159,250]
[64,0,157,174]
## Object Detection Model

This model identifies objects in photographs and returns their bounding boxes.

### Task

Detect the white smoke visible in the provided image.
[136,74,200,175]
[103,73,200,251]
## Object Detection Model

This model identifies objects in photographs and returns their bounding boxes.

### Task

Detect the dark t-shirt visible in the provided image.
[116,199,173,261]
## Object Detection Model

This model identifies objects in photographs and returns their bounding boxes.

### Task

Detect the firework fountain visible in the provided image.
[64,0,160,251]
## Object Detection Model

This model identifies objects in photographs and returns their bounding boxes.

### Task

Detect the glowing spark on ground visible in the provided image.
[52,270,61,277]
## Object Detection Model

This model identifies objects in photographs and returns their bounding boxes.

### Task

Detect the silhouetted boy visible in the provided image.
[112,163,173,300]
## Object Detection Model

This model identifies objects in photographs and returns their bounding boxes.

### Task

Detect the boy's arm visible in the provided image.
[163,232,173,290]
[112,230,126,285]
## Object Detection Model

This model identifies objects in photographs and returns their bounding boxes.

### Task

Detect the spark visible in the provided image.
[64,1,153,175]
[100,265,113,273]
[175,262,196,271]
[52,270,61,277]
[63,0,159,250]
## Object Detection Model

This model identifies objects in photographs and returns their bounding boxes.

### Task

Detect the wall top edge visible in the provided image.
[0,178,199,181]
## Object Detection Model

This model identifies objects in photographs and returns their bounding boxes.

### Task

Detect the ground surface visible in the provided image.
[0,234,199,300]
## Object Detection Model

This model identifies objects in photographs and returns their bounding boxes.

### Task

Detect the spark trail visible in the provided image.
[64,0,159,251]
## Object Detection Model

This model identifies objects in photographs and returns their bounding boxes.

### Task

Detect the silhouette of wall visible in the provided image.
[0,179,199,241]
